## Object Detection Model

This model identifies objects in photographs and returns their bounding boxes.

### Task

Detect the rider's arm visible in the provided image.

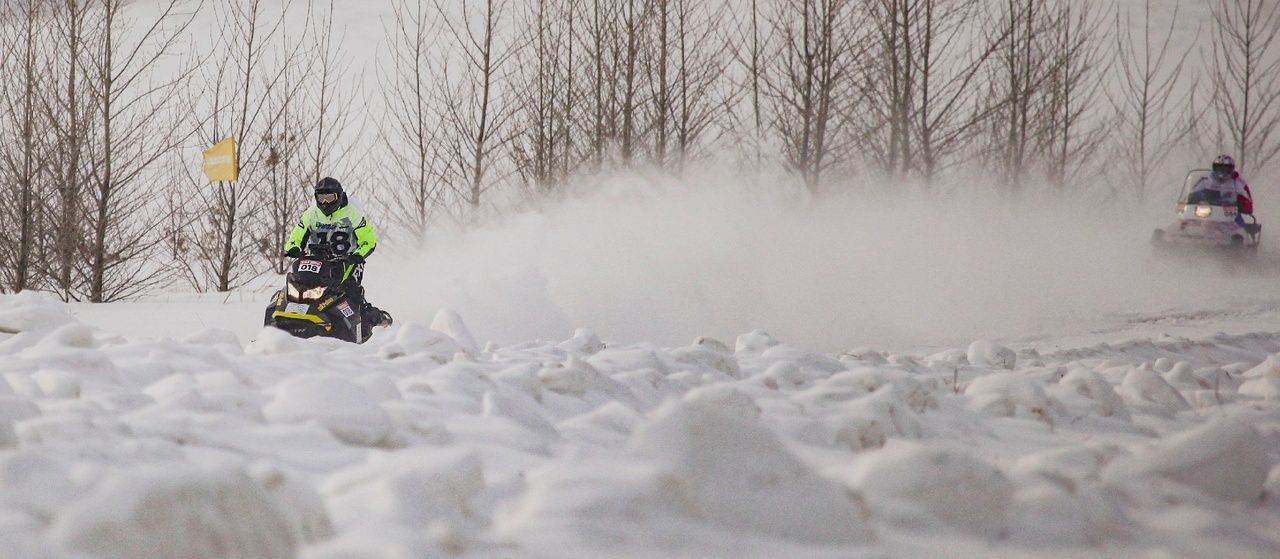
[1240,181,1254,214]
[284,209,313,254]
[352,214,377,258]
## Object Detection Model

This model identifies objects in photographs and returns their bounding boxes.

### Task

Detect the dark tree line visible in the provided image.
[1,0,1278,299]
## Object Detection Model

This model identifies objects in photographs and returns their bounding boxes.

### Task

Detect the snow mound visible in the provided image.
[1239,351,1280,400]
[557,328,605,355]
[967,340,1016,369]
[965,372,1058,424]
[1006,481,1122,546]
[1243,354,1280,379]
[247,462,333,545]
[1103,416,1269,502]
[35,323,98,349]
[1118,367,1191,412]
[247,327,304,355]
[734,329,780,353]
[184,328,243,347]
[431,309,479,355]
[263,374,392,446]
[50,464,295,559]
[1053,367,1130,420]
[381,321,463,361]
[627,397,874,543]
[322,448,483,532]
[0,293,77,336]
[1239,376,1280,400]
[501,396,874,547]
[847,443,1013,537]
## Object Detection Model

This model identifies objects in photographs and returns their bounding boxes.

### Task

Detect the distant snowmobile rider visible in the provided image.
[284,177,392,327]
[1204,154,1254,221]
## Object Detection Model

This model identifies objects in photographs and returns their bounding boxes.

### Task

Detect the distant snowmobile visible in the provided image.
[1151,169,1261,258]
[263,244,379,343]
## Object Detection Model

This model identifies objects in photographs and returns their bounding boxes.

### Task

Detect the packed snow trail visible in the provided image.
[2,291,1279,558]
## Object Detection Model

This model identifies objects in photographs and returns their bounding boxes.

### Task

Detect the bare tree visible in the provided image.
[645,0,728,168]
[612,0,649,164]
[377,0,448,239]
[1209,0,1280,174]
[861,0,918,178]
[301,0,365,184]
[856,0,1004,182]
[512,0,578,191]
[82,0,200,302]
[42,0,99,300]
[726,0,773,169]
[579,0,622,168]
[0,0,52,293]
[765,0,861,191]
[1112,0,1197,202]
[260,53,314,274]
[185,0,310,292]
[435,0,518,217]
[1039,0,1110,188]
[981,0,1057,188]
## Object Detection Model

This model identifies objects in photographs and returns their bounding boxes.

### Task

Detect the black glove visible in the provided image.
[344,253,365,264]
[284,247,302,258]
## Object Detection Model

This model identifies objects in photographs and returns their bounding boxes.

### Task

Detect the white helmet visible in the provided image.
[1212,154,1235,178]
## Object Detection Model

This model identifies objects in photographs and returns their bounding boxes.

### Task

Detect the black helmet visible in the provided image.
[314,177,344,215]
[1211,154,1235,179]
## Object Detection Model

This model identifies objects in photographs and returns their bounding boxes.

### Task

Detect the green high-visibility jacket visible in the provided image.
[285,202,378,260]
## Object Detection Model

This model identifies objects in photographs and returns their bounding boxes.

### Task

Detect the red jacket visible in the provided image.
[1234,171,1254,214]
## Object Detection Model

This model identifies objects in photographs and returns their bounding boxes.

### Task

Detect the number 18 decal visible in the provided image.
[310,231,352,255]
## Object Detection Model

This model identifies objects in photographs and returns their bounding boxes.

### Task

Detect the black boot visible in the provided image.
[363,304,392,327]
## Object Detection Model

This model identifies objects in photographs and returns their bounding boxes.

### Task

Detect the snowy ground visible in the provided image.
[2,279,1279,558]
[7,178,1280,559]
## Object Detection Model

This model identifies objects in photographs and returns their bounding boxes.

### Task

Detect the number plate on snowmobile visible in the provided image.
[285,302,311,314]
[337,301,355,317]
[298,260,322,273]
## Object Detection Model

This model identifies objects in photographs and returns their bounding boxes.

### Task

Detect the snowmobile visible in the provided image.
[1151,169,1261,258]
[263,244,374,344]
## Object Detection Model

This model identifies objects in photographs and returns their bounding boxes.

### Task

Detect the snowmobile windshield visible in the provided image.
[1180,170,1236,206]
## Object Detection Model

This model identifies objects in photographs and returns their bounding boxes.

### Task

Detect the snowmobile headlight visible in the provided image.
[1195,205,1213,218]
[287,283,301,299]
[301,286,327,300]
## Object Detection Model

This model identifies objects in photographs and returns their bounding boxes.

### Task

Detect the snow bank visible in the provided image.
[501,395,875,548]
[4,289,1280,557]
[263,374,393,446]
[380,321,464,362]
[50,465,296,559]
[630,395,874,544]
[1103,416,1269,502]
[967,340,1016,369]
[1117,367,1191,413]
[965,372,1058,424]
[1239,354,1280,400]
[321,448,484,533]
[846,443,1013,537]
[431,309,480,355]
[1053,367,1130,420]
[0,293,77,337]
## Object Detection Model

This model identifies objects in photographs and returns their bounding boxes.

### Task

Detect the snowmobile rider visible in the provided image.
[284,177,392,327]
[1194,154,1254,223]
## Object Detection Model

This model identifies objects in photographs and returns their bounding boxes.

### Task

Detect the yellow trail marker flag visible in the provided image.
[203,137,239,182]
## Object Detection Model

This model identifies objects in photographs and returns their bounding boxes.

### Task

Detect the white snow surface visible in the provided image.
[1,291,1278,558]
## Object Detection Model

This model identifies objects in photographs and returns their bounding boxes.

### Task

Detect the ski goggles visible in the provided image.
[316,192,340,204]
